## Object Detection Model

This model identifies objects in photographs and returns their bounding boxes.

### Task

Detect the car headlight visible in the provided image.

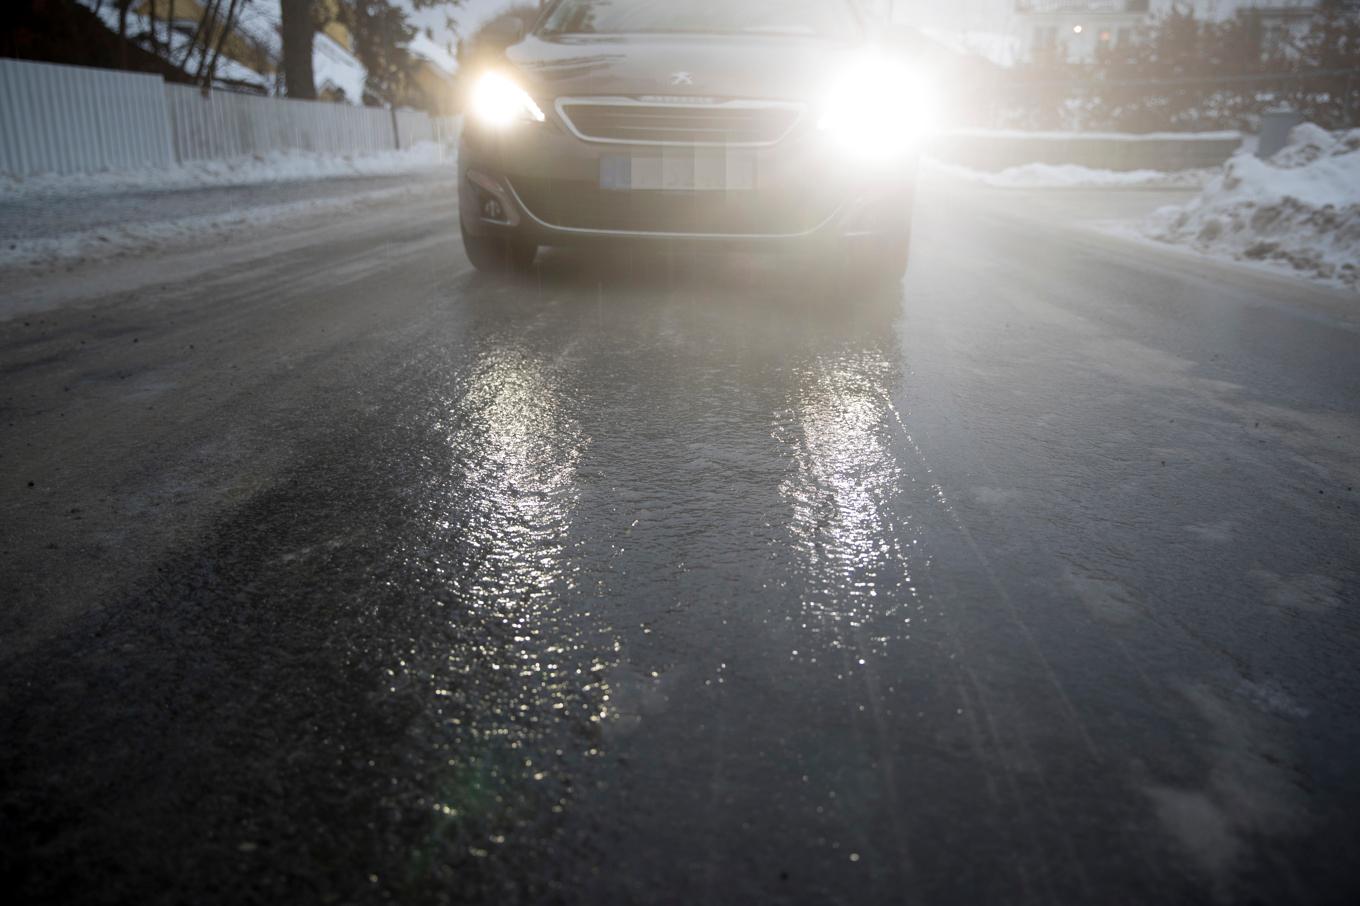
[469,72,545,128]
[818,57,934,160]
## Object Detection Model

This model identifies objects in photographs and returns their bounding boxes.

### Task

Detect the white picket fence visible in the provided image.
[0,57,456,177]
[0,58,175,174]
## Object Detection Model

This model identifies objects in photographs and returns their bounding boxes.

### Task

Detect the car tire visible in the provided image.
[813,221,912,297]
[856,221,912,286]
[461,219,537,274]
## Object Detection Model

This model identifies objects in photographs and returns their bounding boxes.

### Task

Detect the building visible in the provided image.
[1016,0,1149,62]
[1012,0,1330,63]
[1244,3,1330,55]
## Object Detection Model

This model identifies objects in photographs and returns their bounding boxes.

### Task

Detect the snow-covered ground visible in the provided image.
[0,144,456,272]
[1142,125,1360,292]
[78,1,275,93]
[0,143,451,200]
[939,129,1243,143]
[75,0,451,100]
[0,174,454,273]
[929,124,1358,292]
[928,160,1216,189]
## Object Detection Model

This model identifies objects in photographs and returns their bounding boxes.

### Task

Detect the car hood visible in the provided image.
[505,34,863,103]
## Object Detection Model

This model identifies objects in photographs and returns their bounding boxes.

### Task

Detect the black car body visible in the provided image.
[458,0,924,278]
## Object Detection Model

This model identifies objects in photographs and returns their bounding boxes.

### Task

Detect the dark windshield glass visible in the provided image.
[539,0,861,39]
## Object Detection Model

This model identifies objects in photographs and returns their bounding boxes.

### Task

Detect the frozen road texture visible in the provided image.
[1,182,1358,904]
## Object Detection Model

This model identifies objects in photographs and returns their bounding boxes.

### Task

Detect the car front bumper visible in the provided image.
[458,113,917,250]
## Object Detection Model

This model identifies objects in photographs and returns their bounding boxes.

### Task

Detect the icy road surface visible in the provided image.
[1,180,1358,905]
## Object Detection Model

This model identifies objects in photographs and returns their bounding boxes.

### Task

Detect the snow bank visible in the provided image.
[941,129,1242,143]
[1143,125,1360,291]
[0,179,451,273]
[0,142,451,200]
[928,160,1214,189]
[313,31,368,101]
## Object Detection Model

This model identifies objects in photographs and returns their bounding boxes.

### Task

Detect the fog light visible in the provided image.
[465,169,519,227]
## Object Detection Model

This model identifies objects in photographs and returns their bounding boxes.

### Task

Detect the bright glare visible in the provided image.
[470,72,546,128]
[1073,25,1084,34]
[817,56,935,161]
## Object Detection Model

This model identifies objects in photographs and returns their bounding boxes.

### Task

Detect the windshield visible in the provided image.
[538,0,862,40]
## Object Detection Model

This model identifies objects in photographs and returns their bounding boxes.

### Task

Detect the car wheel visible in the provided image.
[813,222,912,297]
[856,221,912,286]
[461,219,537,274]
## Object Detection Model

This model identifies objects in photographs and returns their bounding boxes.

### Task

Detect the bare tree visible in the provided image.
[167,0,177,59]
[276,1,469,103]
[148,0,164,57]
[179,0,217,69]
[201,0,244,89]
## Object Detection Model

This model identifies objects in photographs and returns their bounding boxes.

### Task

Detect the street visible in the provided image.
[2,176,1358,904]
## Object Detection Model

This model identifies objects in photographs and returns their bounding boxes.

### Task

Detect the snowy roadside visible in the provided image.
[0,174,455,274]
[925,159,1216,189]
[1140,125,1360,293]
[0,142,453,200]
[929,125,1359,294]
[0,145,457,273]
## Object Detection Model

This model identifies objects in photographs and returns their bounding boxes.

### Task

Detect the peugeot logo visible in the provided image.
[671,71,694,86]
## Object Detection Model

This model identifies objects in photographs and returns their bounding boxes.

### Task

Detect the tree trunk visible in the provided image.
[117,0,131,69]
[179,0,216,69]
[281,0,317,100]
[191,0,222,83]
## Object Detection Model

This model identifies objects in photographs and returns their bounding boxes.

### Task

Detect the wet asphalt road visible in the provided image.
[2,180,1359,905]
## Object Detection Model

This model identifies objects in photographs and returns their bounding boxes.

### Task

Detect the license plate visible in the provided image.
[600,151,757,191]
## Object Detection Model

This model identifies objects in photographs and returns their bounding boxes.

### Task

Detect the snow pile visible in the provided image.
[1144,124,1360,290]
[929,160,1214,189]
[0,179,452,273]
[941,129,1241,143]
[312,31,368,101]
[0,142,452,199]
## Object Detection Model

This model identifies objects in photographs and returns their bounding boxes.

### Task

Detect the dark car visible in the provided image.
[458,0,931,282]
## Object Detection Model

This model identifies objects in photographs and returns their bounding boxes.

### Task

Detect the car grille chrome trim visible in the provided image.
[504,179,841,240]
[554,97,804,147]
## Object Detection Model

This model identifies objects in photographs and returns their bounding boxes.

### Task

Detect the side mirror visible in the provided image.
[480,16,526,49]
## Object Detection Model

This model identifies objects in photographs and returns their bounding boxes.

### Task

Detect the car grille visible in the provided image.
[557,101,801,146]
[510,177,837,236]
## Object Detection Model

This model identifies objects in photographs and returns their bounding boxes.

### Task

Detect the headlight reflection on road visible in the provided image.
[454,351,577,580]
[780,350,923,657]
[415,343,618,845]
